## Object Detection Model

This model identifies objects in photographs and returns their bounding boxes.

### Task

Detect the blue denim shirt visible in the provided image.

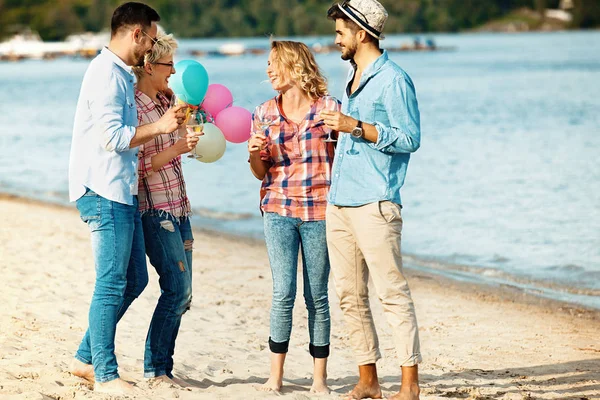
[328,50,421,207]
[69,47,139,205]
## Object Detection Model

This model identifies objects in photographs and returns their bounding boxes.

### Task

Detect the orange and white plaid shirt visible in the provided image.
[135,90,191,218]
[255,95,337,221]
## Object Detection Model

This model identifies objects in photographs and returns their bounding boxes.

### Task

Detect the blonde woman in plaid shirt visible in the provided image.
[248,40,338,394]
[132,30,199,386]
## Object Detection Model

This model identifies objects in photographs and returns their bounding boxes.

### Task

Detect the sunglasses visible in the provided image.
[141,30,158,45]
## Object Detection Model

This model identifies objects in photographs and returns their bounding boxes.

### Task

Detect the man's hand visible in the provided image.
[320,110,357,133]
[248,133,267,156]
[173,128,202,155]
[156,104,187,134]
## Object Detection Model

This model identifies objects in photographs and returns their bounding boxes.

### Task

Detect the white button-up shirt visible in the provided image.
[69,47,139,205]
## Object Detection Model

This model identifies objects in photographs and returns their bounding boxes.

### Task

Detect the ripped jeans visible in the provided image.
[141,210,193,378]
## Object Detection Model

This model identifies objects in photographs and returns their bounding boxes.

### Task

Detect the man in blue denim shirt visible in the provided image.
[68,2,185,394]
[322,1,422,399]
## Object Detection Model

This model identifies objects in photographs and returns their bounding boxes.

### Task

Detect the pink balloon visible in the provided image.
[214,106,252,144]
[200,84,233,120]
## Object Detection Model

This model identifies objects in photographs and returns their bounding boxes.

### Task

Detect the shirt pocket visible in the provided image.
[372,102,389,126]
[301,123,328,155]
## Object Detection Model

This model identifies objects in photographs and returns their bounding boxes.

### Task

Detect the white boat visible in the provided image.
[0,29,108,60]
[218,42,246,56]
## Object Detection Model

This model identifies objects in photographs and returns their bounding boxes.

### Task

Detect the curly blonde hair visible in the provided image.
[133,27,178,80]
[270,40,328,100]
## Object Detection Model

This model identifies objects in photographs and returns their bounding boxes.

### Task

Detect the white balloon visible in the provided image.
[192,122,226,163]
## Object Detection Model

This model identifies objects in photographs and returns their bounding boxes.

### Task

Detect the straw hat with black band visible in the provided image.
[336,0,388,40]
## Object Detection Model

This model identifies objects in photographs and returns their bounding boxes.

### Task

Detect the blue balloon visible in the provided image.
[170,60,209,106]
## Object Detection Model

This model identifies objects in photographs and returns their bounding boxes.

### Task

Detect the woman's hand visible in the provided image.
[173,128,202,156]
[248,133,267,156]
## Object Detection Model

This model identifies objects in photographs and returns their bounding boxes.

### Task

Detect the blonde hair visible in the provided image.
[270,40,328,100]
[133,28,178,80]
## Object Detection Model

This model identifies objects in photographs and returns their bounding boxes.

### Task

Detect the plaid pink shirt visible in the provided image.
[135,90,191,218]
[256,95,336,221]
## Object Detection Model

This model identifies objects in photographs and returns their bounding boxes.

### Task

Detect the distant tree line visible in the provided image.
[1,0,599,41]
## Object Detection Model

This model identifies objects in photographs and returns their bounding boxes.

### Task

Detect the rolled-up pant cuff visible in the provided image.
[269,337,289,354]
[144,369,168,379]
[355,350,382,366]
[309,343,330,359]
[399,353,422,367]
[96,373,120,384]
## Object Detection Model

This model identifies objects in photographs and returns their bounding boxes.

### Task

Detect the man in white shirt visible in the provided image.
[68,2,185,394]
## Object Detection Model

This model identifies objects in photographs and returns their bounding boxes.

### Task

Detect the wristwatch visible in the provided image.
[351,120,364,138]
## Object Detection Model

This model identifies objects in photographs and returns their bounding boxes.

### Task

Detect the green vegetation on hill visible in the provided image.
[1,0,599,41]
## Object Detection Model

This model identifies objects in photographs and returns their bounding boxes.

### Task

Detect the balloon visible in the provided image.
[192,123,226,163]
[170,60,209,106]
[200,84,233,120]
[215,106,252,144]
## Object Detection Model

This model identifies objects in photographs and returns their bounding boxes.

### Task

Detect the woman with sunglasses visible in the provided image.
[132,30,200,385]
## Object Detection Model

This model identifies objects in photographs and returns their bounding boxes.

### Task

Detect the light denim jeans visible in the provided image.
[141,211,193,378]
[263,212,331,358]
[74,189,149,383]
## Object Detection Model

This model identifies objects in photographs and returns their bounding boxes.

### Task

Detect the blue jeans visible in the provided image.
[263,212,331,358]
[74,189,149,383]
[141,211,193,378]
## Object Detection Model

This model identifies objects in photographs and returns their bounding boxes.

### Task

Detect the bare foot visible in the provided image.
[94,377,135,394]
[255,376,282,393]
[344,382,383,400]
[388,384,420,400]
[69,359,94,382]
[310,377,330,394]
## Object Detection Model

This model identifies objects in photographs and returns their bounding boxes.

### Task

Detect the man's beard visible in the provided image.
[134,49,147,67]
[340,41,357,61]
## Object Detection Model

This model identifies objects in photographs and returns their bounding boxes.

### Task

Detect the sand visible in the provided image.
[0,195,598,400]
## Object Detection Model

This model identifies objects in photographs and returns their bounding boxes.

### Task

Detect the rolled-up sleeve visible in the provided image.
[88,72,136,153]
[371,76,421,154]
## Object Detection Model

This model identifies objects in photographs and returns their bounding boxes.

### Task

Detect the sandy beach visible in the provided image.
[0,194,598,400]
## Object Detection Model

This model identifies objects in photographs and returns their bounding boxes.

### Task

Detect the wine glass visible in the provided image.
[169,93,179,109]
[185,110,204,159]
[321,95,338,143]
[169,93,191,140]
[254,106,277,134]
[253,106,277,150]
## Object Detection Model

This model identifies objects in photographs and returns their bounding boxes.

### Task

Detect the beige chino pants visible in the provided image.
[326,201,421,366]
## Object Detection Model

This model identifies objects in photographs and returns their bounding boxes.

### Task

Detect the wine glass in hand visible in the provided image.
[253,106,277,152]
[321,95,338,143]
[185,110,204,159]
[255,106,277,135]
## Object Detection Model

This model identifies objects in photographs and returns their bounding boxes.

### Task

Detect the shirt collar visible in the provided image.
[101,47,134,76]
[135,88,170,110]
[351,50,388,80]
[274,94,321,125]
